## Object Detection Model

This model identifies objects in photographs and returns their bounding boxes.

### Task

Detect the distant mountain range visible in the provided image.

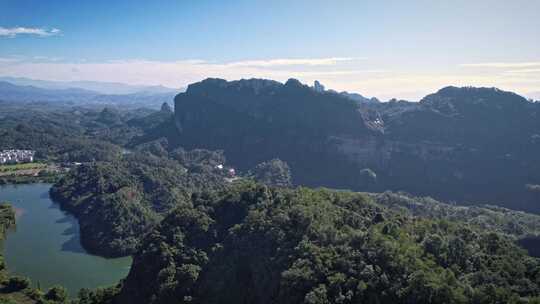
[0,76,179,95]
[0,76,382,109]
[172,78,540,213]
[0,79,181,108]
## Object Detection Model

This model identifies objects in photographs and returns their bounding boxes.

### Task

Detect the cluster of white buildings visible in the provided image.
[0,150,35,165]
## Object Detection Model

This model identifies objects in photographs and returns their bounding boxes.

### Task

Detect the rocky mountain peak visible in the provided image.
[160,102,172,113]
[313,80,325,92]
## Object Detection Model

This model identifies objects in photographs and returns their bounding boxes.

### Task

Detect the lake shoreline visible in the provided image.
[0,183,132,296]
[0,173,62,186]
[49,186,134,259]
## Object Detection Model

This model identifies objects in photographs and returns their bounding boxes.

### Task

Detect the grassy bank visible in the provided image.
[0,163,47,173]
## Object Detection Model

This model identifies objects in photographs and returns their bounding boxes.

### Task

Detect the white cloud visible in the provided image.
[460,62,540,68]
[504,69,540,74]
[0,57,365,86]
[31,56,63,62]
[223,57,360,67]
[525,91,540,100]
[0,27,61,38]
[0,57,21,63]
[0,57,538,101]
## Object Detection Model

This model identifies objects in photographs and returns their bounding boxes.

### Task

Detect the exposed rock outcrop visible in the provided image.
[173,79,540,213]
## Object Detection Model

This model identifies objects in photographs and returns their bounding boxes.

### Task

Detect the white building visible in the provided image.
[0,150,35,164]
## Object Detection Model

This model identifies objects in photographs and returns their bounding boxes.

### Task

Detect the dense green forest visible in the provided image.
[247,159,293,187]
[111,182,540,303]
[373,192,540,242]
[0,101,172,163]
[50,150,229,257]
[8,180,540,304]
[48,159,540,304]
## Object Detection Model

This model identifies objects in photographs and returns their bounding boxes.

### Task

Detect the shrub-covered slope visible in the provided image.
[50,151,228,257]
[117,183,540,304]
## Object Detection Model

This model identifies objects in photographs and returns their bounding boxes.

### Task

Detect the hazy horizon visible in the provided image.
[1,0,540,100]
[3,75,540,103]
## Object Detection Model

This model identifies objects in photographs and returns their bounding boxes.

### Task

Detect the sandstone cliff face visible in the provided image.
[174,78,380,189]
[174,79,540,213]
[332,135,456,170]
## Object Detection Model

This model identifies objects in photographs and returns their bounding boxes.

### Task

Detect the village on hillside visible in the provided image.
[0,150,35,165]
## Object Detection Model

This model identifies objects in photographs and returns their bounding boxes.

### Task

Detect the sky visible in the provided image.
[1,0,540,100]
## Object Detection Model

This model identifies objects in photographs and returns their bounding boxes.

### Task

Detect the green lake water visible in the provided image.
[0,183,132,296]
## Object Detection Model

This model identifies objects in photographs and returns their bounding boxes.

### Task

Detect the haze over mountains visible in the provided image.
[2,75,540,213]
[0,77,179,95]
[0,77,181,108]
[529,91,540,101]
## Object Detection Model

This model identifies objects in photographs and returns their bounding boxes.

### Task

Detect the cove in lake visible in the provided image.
[0,183,132,296]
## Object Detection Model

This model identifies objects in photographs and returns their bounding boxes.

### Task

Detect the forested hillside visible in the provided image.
[114,182,540,304]
[173,79,540,213]
[49,150,229,257]
[3,79,540,304]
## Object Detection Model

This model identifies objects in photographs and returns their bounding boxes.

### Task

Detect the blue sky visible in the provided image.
[1,0,540,100]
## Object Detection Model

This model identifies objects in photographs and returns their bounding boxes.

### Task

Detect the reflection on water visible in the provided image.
[0,183,132,296]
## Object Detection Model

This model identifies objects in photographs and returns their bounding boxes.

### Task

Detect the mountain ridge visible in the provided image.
[0,80,179,108]
[172,78,540,213]
[0,76,180,95]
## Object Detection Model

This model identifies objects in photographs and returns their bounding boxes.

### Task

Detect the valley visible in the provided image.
[0,78,539,303]
[2,2,539,303]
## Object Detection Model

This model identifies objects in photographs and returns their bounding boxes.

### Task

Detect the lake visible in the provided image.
[0,183,132,296]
